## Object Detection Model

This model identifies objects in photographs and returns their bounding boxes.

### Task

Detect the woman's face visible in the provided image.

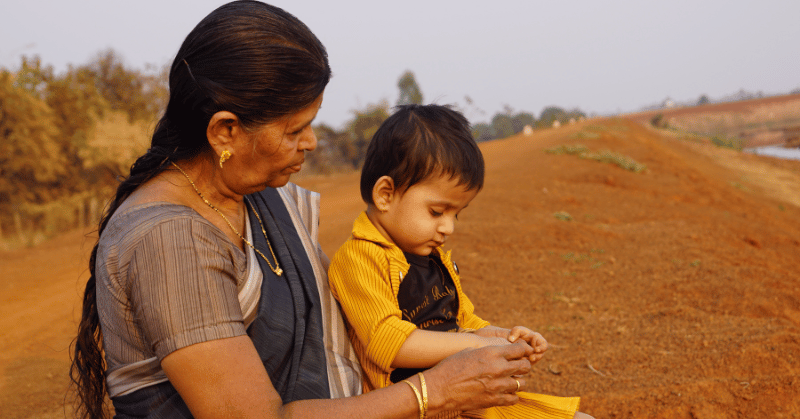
[231,93,323,193]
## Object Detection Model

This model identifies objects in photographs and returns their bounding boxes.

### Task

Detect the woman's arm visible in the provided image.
[162,335,534,418]
[163,335,419,418]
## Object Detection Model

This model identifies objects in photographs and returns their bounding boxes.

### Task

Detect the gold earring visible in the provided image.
[219,150,232,168]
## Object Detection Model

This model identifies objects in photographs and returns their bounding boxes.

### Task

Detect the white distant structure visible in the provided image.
[523,125,534,135]
[552,120,561,129]
[568,118,576,125]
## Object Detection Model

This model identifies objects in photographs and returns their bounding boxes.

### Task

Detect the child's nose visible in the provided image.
[438,217,455,236]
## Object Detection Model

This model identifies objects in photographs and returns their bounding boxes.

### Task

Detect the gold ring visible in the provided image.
[514,378,521,393]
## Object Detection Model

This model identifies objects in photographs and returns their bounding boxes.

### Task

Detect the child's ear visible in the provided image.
[372,176,395,212]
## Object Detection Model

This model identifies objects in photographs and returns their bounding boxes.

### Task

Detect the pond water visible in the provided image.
[745,146,800,161]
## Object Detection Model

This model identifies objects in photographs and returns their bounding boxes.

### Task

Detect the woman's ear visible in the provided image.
[372,176,396,213]
[207,111,243,158]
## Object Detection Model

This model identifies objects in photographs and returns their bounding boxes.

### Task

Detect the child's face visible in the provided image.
[376,175,479,256]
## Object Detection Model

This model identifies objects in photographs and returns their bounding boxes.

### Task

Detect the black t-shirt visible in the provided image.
[390,252,459,383]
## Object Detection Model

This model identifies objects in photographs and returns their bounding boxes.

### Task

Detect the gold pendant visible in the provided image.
[275,267,283,276]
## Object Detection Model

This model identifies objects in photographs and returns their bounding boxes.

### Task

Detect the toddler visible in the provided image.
[329,104,583,419]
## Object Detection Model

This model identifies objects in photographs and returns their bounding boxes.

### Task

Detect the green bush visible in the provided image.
[545,144,590,156]
[651,113,666,128]
[545,144,647,173]
[710,135,744,151]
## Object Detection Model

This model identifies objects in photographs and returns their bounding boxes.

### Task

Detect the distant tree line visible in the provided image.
[470,106,586,142]
[0,50,166,244]
[313,70,587,172]
[0,57,583,245]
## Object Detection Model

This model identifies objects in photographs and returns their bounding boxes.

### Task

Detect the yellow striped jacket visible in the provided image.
[328,211,490,392]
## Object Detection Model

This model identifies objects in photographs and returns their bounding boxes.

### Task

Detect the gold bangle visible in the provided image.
[416,372,428,419]
[402,379,424,419]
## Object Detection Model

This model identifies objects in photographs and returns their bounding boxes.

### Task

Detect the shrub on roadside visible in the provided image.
[545,144,647,173]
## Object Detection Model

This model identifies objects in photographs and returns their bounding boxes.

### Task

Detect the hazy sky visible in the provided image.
[2,0,798,128]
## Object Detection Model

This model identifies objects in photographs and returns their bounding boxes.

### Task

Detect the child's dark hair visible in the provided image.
[360,104,484,204]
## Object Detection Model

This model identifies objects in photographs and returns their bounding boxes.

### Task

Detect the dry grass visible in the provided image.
[545,144,647,173]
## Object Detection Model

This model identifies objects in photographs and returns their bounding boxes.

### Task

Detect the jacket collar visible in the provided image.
[351,211,393,247]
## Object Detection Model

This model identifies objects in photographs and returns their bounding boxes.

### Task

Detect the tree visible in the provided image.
[0,52,170,240]
[45,65,105,151]
[343,102,390,168]
[472,123,495,142]
[86,49,166,122]
[650,114,667,128]
[537,106,585,128]
[697,94,710,106]
[491,113,515,139]
[307,123,351,173]
[473,105,537,142]
[0,71,66,208]
[396,71,423,106]
[511,112,536,133]
[13,56,55,99]
[537,106,567,128]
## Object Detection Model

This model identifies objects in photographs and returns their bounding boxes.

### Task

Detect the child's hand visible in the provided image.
[463,327,512,348]
[507,326,547,364]
[477,336,512,347]
[469,327,508,339]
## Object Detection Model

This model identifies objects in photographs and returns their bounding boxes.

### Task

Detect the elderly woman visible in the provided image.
[70,1,537,418]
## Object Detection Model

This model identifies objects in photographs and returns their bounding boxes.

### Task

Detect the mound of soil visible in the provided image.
[627,93,800,148]
[2,118,799,418]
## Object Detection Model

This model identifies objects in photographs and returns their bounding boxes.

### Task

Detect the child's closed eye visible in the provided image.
[430,209,443,217]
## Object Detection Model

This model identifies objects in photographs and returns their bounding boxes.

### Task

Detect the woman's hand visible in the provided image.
[507,326,548,364]
[422,341,534,414]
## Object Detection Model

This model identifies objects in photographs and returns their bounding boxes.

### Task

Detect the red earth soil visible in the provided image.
[2,117,800,418]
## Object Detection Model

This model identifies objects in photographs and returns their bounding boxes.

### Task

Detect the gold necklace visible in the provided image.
[170,161,283,276]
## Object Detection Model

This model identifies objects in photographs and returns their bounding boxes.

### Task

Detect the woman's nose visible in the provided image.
[300,127,318,151]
